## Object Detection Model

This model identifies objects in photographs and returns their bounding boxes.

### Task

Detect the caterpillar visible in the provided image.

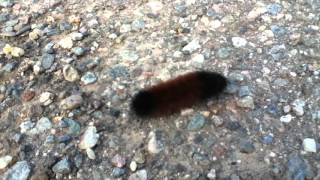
[130,71,228,118]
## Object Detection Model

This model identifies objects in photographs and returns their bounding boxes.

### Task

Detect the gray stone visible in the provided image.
[131,19,145,31]
[237,96,255,109]
[63,65,80,82]
[120,24,131,33]
[0,12,9,22]
[273,78,288,87]
[229,73,244,82]
[239,140,255,153]
[112,167,126,177]
[109,65,129,78]
[217,47,231,59]
[60,94,83,110]
[2,63,16,72]
[266,3,282,15]
[111,154,126,168]
[119,50,139,62]
[147,131,164,154]
[59,21,72,31]
[269,44,287,61]
[72,47,85,56]
[0,155,12,169]
[81,72,97,85]
[280,114,293,123]
[286,154,315,180]
[41,54,55,69]
[5,19,18,27]
[28,117,52,135]
[20,120,35,134]
[58,37,73,49]
[212,115,224,127]
[57,135,72,143]
[182,39,201,53]
[43,42,55,54]
[238,86,251,97]
[52,157,71,174]
[79,125,99,149]
[291,99,306,116]
[70,32,84,41]
[225,121,241,131]
[271,25,287,37]
[2,161,31,180]
[45,135,55,144]
[128,169,147,180]
[232,37,247,48]
[64,118,81,136]
[87,19,99,28]
[187,113,205,131]
[303,138,317,153]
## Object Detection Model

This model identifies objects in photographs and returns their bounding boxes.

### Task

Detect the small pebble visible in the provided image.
[43,42,55,54]
[303,138,317,153]
[41,54,55,69]
[81,72,97,85]
[2,161,31,180]
[239,140,255,153]
[283,105,291,113]
[60,94,83,110]
[72,47,85,56]
[58,37,73,49]
[119,50,139,62]
[187,113,205,131]
[63,65,80,82]
[112,154,126,168]
[207,169,216,179]
[291,99,305,116]
[57,135,72,143]
[79,125,99,158]
[261,134,274,144]
[225,121,241,131]
[147,131,163,154]
[217,47,231,59]
[52,157,71,174]
[232,37,247,48]
[237,96,255,109]
[280,114,293,123]
[39,92,55,106]
[28,117,52,135]
[70,32,84,41]
[130,161,137,172]
[212,115,224,127]
[182,39,201,53]
[120,24,131,33]
[0,155,13,169]
[112,167,126,177]
[238,86,251,97]
[21,89,35,101]
[20,120,35,133]
[128,169,147,180]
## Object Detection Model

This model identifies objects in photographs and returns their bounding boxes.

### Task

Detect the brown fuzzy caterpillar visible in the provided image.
[130,71,227,118]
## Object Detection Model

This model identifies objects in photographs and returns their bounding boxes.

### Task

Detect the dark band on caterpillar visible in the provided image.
[130,71,228,118]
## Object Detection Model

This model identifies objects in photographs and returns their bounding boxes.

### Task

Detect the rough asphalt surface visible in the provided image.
[0,0,319,179]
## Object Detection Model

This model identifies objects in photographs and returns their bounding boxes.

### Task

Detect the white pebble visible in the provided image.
[232,37,247,48]
[130,161,137,172]
[0,155,13,169]
[303,138,317,153]
[280,114,292,123]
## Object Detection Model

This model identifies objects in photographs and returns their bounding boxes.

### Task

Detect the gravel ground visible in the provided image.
[0,0,319,179]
